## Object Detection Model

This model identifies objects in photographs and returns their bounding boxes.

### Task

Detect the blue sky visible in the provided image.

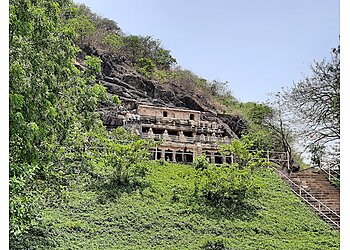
[74,0,339,103]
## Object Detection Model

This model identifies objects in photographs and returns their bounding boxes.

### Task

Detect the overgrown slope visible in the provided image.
[10,1,339,249]
[26,162,339,250]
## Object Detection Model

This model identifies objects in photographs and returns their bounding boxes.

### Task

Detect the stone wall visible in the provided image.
[137,104,200,122]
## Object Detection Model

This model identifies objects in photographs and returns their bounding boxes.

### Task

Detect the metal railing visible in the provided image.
[273,167,340,229]
[85,136,339,228]
[319,165,340,182]
[86,138,340,228]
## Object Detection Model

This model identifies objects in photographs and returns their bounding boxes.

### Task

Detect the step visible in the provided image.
[299,199,340,211]
[299,193,337,201]
[288,179,331,184]
[289,183,339,192]
[300,192,339,199]
[277,168,340,229]
[291,179,334,183]
[291,187,339,196]
[299,196,339,204]
[304,200,339,209]
[318,209,340,215]
[319,214,340,222]
[300,194,340,199]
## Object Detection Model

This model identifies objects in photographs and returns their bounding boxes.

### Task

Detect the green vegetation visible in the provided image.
[9,0,148,245]
[18,162,339,249]
[10,0,92,241]
[11,118,339,249]
[9,0,340,248]
[330,178,340,190]
[67,3,177,75]
[194,139,269,207]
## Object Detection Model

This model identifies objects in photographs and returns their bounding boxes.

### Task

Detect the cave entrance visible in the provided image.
[184,152,193,163]
[152,128,165,134]
[168,130,178,136]
[175,150,193,163]
[152,148,162,160]
[165,150,173,162]
[183,131,193,137]
[175,151,184,163]
[214,152,223,164]
[205,151,212,163]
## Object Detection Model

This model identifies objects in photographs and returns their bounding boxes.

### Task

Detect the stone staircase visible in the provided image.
[275,167,340,229]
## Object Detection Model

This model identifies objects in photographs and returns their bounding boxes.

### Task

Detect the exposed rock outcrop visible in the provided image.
[77,46,248,138]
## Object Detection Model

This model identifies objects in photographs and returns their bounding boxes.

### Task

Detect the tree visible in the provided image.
[310,143,325,168]
[266,95,295,167]
[282,46,340,148]
[194,139,268,207]
[10,0,77,239]
[65,14,95,45]
[272,46,341,170]
[121,35,176,70]
[9,0,108,244]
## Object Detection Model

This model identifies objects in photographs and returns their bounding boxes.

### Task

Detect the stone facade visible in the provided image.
[121,104,237,164]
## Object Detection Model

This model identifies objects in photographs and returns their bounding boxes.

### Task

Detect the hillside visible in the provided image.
[21,162,339,249]
[76,46,249,139]
[9,1,340,249]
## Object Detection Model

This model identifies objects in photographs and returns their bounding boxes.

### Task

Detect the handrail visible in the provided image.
[319,165,340,182]
[273,167,340,228]
[84,134,339,228]
[274,167,340,218]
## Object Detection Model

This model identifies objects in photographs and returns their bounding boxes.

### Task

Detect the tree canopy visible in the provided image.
[283,46,340,147]
[9,0,339,248]
[9,0,119,244]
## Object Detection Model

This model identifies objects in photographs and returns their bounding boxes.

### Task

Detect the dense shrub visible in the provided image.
[86,127,153,187]
[194,139,269,206]
[135,57,156,78]
[9,0,128,245]
[195,163,261,206]
[193,155,210,171]
[201,238,228,250]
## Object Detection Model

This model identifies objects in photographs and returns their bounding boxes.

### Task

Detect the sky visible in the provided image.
[74,0,339,103]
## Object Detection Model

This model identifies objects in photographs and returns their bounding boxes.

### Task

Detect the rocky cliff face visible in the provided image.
[77,46,248,138]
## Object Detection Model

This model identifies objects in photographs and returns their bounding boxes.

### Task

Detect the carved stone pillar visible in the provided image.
[161,149,165,160]
[172,151,176,163]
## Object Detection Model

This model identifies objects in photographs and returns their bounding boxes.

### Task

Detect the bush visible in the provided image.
[330,178,340,189]
[102,33,124,53]
[194,138,270,206]
[241,130,274,152]
[220,139,268,170]
[194,155,210,171]
[87,128,153,188]
[135,57,156,78]
[201,239,228,250]
[112,95,121,106]
[195,163,260,206]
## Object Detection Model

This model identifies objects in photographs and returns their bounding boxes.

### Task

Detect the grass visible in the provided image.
[27,161,339,249]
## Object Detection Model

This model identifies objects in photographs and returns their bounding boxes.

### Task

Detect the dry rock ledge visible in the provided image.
[78,46,248,138]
